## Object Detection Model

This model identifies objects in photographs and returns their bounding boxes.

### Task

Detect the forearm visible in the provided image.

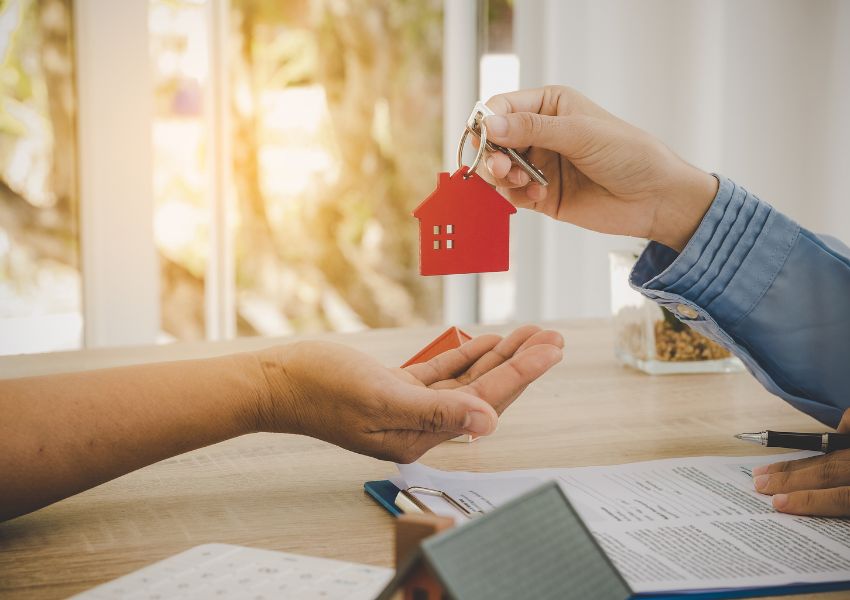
[0,352,269,521]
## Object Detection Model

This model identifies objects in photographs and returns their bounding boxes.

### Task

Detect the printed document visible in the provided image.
[395,453,850,594]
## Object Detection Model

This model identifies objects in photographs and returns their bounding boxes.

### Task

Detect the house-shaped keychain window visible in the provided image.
[413,168,516,276]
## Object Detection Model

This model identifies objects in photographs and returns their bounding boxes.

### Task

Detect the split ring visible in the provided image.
[456,119,488,179]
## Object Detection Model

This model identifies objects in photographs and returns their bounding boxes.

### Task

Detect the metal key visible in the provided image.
[464,100,548,186]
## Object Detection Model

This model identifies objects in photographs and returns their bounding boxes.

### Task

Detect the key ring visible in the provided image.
[456,101,549,186]
[456,119,488,179]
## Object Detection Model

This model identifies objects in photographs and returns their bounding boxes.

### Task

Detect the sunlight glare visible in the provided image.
[260,85,339,200]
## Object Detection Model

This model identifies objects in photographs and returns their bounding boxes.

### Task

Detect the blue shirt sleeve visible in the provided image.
[630,175,850,428]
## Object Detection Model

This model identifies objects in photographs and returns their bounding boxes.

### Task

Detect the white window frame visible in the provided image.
[511,0,547,322]
[75,0,159,348]
[204,0,236,341]
[74,0,237,349]
[442,0,480,325]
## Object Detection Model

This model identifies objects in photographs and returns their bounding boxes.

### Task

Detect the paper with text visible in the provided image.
[395,453,850,594]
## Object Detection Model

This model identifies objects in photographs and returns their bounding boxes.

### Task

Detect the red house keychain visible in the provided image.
[413,167,514,276]
[413,101,548,276]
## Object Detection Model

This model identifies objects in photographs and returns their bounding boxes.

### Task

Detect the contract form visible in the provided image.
[394,452,850,595]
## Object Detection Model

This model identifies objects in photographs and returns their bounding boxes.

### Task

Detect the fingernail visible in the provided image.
[463,411,493,435]
[754,474,770,491]
[486,156,495,173]
[773,494,789,509]
[484,115,508,137]
[752,465,769,476]
[508,170,530,186]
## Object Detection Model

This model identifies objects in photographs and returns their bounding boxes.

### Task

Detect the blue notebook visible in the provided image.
[364,479,403,517]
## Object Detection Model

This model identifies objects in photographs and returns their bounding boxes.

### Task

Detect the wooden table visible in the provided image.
[0,320,842,599]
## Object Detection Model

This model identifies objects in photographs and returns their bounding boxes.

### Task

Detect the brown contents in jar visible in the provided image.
[654,318,731,361]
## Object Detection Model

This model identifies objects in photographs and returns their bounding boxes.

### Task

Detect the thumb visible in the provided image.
[484,112,592,158]
[395,386,499,436]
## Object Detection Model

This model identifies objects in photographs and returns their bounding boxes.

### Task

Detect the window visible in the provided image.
[433,223,454,251]
[150,0,444,341]
[3,1,452,354]
[227,0,444,335]
[0,0,81,355]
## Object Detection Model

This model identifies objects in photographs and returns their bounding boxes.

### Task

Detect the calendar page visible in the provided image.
[72,543,393,600]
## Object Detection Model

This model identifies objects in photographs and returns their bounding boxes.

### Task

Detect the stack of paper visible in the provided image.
[394,452,850,597]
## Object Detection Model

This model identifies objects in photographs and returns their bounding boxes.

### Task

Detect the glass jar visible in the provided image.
[609,250,743,375]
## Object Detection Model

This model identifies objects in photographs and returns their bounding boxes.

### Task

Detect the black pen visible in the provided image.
[735,430,850,453]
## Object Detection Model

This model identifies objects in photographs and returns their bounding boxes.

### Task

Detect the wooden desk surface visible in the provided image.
[0,320,843,599]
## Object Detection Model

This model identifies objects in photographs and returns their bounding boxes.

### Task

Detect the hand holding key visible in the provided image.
[478,86,718,252]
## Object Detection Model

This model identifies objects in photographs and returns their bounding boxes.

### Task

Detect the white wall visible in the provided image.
[513,0,850,320]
